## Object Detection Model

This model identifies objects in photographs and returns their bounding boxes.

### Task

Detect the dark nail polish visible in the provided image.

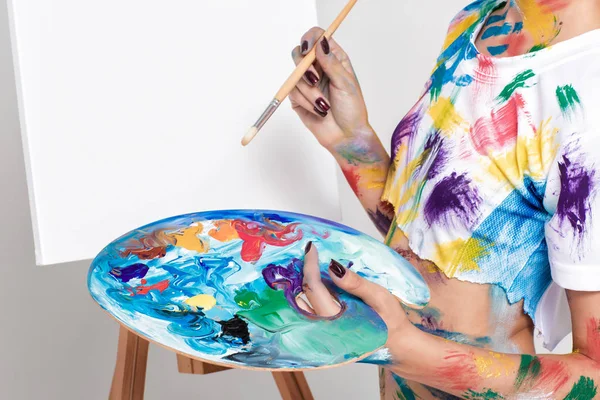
[301,40,309,54]
[305,241,312,254]
[315,97,330,112]
[329,259,346,278]
[314,106,327,118]
[321,37,330,55]
[305,71,319,86]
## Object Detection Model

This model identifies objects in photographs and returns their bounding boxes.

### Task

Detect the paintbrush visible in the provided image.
[241,0,358,146]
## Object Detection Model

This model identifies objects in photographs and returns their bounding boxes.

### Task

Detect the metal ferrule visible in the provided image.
[253,99,281,131]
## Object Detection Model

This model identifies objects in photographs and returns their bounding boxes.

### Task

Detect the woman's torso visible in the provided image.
[380,1,600,398]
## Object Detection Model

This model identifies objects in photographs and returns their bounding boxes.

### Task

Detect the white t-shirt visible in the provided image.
[381,0,600,350]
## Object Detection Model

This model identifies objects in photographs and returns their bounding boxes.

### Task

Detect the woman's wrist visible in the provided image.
[326,123,388,166]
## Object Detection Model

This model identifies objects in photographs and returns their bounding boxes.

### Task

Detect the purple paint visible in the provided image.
[424,172,482,229]
[110,263,149,283]
[424,131,449,180]
[391,108,423,162]
[556,154,595,239]
[368,207,393,236]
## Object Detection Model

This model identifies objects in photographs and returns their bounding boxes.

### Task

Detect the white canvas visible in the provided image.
[8,0,340,265]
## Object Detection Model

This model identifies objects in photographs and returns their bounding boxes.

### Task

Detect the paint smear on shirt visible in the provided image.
[470,94,522,155]
[556,85,581,119]
[428,97,469,134]
[424,172,482,229]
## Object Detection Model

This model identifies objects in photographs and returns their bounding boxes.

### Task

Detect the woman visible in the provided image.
[290,0,600,398]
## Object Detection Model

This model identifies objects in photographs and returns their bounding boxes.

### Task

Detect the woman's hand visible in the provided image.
[290,27,371,150]
[301,242,414,349]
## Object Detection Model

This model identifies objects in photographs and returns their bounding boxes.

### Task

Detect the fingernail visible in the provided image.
[305,71,319,86]
[301,40,309,54]
[315,97,330,112]
[321,37,330,55]
[314,106,327,118]
[329,259,346,278]
[305,241,312,254]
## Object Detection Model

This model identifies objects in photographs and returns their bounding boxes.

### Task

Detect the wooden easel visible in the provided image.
[109,325,314,400]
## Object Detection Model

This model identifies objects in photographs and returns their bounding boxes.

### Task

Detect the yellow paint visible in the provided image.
[474,352,517,378]
[208,220,239,242]
[487,118,558,186]
[433,237,488,277]
[516,0,558,44]
[442,13,479,51]
[428,97,469,135]
[167,223,209,253]
[185,294,217,310]
[359,166,387,190]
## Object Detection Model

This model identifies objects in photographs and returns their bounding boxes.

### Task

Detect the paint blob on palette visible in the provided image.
[88,210,429,370]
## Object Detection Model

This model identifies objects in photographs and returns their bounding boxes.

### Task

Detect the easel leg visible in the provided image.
[109,325,150,400]
[272,372,314,400]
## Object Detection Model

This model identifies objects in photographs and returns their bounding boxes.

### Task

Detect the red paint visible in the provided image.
[233,220,303,262]
[474,55,497,94]
[586,318,600,361]
[538,0,569,12]
[470,94,524,155]
[131,279,170,296]
[533,358,570,393]
[504,33,528,57]
[342,166,361,196]
[434,352,481,391]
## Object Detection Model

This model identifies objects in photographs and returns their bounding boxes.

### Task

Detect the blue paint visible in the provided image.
[487,44,509,55]
[481,23,513,39]
[487,9,509,25]
[513,21,524,33]
[110,263,149,283]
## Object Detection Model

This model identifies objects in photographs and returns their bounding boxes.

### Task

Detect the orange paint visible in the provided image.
[208,220,239,242]
[131,279,170,296]
[121,246,167,260]
[434,352,481,391]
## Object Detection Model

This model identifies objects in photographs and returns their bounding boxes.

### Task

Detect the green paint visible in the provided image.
[514,354,542,390]
[237,288,388,364]
[528,43,546,53]
[393,374,418,400]
[496,69,535,102]
[556,85,581,117]
[335,141,381,166]
[464,389,504,400]
[234,289,262,309]
[563,376,598,400]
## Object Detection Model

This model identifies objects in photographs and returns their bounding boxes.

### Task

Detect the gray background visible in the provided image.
[0,0,569,398]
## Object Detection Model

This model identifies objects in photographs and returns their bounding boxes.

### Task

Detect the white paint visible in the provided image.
[8,0,340,265]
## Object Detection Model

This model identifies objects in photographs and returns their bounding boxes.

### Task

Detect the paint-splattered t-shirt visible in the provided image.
[382,0,600,349]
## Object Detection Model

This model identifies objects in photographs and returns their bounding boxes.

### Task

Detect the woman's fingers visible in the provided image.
[316,37,358,93]
[292,45,321,87]
[302,242,342,317]
[289,87,328,119]
[328,260,407,330]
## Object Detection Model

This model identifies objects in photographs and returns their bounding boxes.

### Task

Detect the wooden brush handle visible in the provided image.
[274,0,358,101]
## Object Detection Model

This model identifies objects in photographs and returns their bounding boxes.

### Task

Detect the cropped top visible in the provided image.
[381,0,600,349]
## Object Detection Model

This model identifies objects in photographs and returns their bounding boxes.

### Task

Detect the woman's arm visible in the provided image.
[289,28,394,236]
[328,127,394,236]
[330,265,600,399]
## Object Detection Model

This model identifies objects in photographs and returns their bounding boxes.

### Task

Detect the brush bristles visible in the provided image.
[241,126,259,146]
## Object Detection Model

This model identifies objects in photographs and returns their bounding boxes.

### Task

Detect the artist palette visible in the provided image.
[88,210,429,370]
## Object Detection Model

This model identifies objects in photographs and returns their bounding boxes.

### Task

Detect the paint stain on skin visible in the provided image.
[555,85,581,119]
[514,355,570,394]
[367,206,393,236]
[217,315,250,345]
[497,70,536,103]
[464,389,504,399]
[556,152,595,243]
[435,352,482,392]
[586,318,600,360]
[538,0,570,13]
[335,139,382,166]
[563,376,598,400]
[130,279,170,296]
[515,0,561,45]
[208,220,239,242]
[470,94,523,155]
[428,97,469,134]
[391,109,424,162]
[167,223,209,253]
[424,172,482,229]
[474,352,516,378]
[487,45,509,56]
[392,374,418,400]
[110,263,149,283]
[482,23,513,40]
[233,219,303,262]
